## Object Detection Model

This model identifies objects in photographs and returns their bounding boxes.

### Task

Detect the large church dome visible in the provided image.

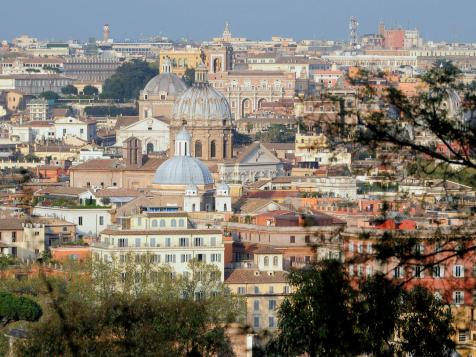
[172,63,232,122]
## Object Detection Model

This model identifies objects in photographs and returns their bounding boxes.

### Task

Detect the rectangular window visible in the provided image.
[99,216,104,225]
[367,243,373,254]
[357,264,363,277]
[211,254,221,262]
[181,254,191,263]
[305,235,310,244]
[118,238,128,247]
[348,264,354,277]
[268,286,274,294]
[454,291,464,305]
[78,216,83,226]
[179,238,188,247]
[196,253,206,262]
[237,287,245,295]
[150,238,156,247]
[415,266,424,278]
[268,300,277,310]
[254,286,260,294]
[165,238,171,247]
[137,217,142,226]
[290,236,295,243]
[194,237,203,247]
[253,300,260,311]
[253,316,260,329]
[135,238,140,247]
[268,316,275,328]
[393,266,402,279]
[433,265,444,278]
[210,237,216,247]
[348,242,354,252]
[366,265,373,277]
[165,254,176,263]
[358,243,363,253]
[150,254,160,263]
[459,330,468,342]
[453,265,464,278]
[283,285,290,294]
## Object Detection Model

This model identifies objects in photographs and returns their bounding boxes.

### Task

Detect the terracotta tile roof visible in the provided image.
[262,143,294,151]
[35,187,90,197]
[236,198,288,214]
[113,116,140,130]
[271,176,294,183]
[225,268,288,284]
[70,159,125,171]
[20,121,54,127]
[0,219,24,230]
[248,180,270,189]
[94,188,143,198]
[246,191,299,199]
[70,158,164,172]
[252,246,282,255]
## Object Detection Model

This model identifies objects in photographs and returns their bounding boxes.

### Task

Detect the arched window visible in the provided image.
[223,139,227,159]
[192,203,196,212]
[160,219,166,227]
[264,256,269,266]
[151,219,158,227]
[210,140,216,158]
[171,219,177,227]
[273,256,278,266]
[224,203,227,212]
[178,219,185,227]
[195,141,202,158]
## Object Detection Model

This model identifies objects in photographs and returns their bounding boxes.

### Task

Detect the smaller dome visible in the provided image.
[143,73,186,97]
[176,127,192,142]
[153,156,213,185]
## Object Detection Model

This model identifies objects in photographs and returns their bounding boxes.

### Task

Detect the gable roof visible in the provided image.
[233,142,281,165]
[225,268,288,284]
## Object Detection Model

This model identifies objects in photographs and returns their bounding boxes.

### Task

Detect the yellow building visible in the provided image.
[452,305,476,356]
[225,247,290,332]
[158,48,202,76]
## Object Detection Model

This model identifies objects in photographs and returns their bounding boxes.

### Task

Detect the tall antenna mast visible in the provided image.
[349,16,359,49]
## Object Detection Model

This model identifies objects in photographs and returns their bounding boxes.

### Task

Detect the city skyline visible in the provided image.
[1,0,475,43]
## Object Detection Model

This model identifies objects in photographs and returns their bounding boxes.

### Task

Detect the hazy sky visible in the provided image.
[1,0,475,43]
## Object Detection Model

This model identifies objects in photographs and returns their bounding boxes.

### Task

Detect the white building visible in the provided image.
[54,117,97,142]
[32,206,110,237]
[92,212,225,279]
[115,117,169,154]
[27,98,52,121]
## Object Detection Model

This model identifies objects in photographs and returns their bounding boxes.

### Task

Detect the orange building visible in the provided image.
[50,246,91,262]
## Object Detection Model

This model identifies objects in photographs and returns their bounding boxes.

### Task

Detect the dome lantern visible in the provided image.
[175,127,192,157]
[194,62,208,85]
